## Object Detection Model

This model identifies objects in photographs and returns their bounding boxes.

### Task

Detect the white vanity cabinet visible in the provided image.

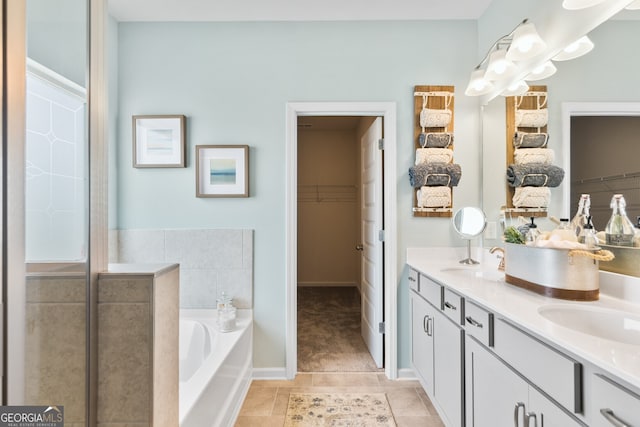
[411,286,437,395]
[466,334,584,427]
[409,271,464,427]
[589,373,640,427]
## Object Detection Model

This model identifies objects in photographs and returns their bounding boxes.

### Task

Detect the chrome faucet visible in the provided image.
[490,247,505,271]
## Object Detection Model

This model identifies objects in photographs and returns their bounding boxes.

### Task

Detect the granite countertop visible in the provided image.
[407,247,640,390]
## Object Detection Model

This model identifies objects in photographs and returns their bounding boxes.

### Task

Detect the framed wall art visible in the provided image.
[133,115,186,167]
[196,145,249,198]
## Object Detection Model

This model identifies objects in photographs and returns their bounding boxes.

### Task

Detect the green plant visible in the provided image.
[503,226,525,244]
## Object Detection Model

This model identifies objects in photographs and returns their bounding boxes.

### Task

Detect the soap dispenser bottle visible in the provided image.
[551,218,577,242]
[579,216,598,248]
[524,217,540,244]
[605,194,635,247]
[570,194,591,238]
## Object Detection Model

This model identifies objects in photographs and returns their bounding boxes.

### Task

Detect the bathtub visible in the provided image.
[179,309,253,427]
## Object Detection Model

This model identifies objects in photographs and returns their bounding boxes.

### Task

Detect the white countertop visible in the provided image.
[407,247,640,391]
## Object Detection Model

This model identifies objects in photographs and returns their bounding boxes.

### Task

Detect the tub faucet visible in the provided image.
[489,247,505,271]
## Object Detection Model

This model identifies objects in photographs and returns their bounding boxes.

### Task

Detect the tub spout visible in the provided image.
[490,247,505,271]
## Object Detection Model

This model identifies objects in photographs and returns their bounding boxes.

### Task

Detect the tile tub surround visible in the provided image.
[406,247,640,391]
[98,263,179,427]
[110,229,253,309]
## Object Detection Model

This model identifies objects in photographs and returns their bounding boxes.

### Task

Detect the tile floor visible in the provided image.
[234,372,445,426]
[235,286,445,426]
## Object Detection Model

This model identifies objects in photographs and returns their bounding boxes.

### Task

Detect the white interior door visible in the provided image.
[360,117,383,368]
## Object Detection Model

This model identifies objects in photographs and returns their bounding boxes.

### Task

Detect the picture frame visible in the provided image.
[196,145,249,198]
[133,115,186,167]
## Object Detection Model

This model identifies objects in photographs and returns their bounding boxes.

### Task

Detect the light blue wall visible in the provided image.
[115,20,482,369]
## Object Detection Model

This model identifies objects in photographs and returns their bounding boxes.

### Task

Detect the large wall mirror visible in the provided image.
[480,3,640,241]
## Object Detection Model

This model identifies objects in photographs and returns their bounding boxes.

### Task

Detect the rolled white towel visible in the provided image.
[515,108,548,128]
[514,148,554,165]
[512,187,550,208]
[416,186,451,208]
[415,148,454,165]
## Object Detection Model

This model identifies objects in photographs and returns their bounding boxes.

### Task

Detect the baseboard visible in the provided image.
[252,367,288,380]
[397,368,417,380]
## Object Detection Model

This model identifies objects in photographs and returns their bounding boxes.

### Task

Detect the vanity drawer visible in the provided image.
[418,274,443,309]
[494,319,582,414]
[590,374,640,427]
[442,288,464,325]
[408,269,419,292]
[464,300,494,347]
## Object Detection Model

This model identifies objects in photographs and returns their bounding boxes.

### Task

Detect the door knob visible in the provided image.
[355,244,364,251]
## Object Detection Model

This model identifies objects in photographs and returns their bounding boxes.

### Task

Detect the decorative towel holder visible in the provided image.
[412,85,456,217]
[504,85,549,217]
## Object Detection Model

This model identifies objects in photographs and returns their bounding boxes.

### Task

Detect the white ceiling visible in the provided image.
[108,0,494,22]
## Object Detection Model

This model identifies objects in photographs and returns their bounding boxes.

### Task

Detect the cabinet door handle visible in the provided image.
[514,402,525,427]
[423,315,429,334]
[525,412,537,427]
[444,301,457,311]
[465,316,483,328]
[408,275,416,282]
[600,408,631,427]
[426,316,433,336]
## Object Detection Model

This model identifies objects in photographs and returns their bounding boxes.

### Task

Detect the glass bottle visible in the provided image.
[570,194,591,238]
[579,216,598,248]
[217,292,237,332]
[524,217,540,244]
[551,218,577,242]
[605,194,635,247]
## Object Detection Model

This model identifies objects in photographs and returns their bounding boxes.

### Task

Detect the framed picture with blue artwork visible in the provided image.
[196,145,249,197]
[133,115,186,167]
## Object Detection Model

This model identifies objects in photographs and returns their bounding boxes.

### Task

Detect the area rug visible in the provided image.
[284,393,397,426]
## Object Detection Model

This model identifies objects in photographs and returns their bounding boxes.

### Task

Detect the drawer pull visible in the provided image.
[465,316,483,328]
[600,408,631,427]
[423,315,433,336]
[525,412,538,427]
[444,301,457,311]
[514,402,525,427]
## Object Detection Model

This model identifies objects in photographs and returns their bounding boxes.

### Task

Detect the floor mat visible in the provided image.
[284,392,396,426]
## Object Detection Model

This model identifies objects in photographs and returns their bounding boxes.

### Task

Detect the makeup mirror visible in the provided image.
[452,207,487,264]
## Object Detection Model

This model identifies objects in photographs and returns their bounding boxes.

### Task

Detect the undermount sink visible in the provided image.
[538,304,640,346]
[439,267,504,282]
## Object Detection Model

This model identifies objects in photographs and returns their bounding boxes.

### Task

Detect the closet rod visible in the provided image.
[572,171,640,185]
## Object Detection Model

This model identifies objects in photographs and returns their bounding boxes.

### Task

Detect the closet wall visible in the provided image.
[297,117,366,288]
[571,116,640,230]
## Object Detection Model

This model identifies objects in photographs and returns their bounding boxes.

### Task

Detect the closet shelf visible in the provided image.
[298,185,357,203]
[572,171,640,185]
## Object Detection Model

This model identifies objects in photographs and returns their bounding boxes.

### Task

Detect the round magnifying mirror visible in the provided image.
[452,207,487,264]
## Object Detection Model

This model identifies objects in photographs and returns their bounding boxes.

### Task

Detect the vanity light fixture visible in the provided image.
[500,80,530,97]
[552,35,594,61]
[562,0,607,10]
[524,61,557,81]
[506,22,547,61]
[464,68,495,96]
[465,18,546,97]
[484,49,518,80]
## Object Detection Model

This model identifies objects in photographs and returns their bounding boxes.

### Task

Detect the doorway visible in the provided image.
[285,102,398,380]
[296,116,381,372]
